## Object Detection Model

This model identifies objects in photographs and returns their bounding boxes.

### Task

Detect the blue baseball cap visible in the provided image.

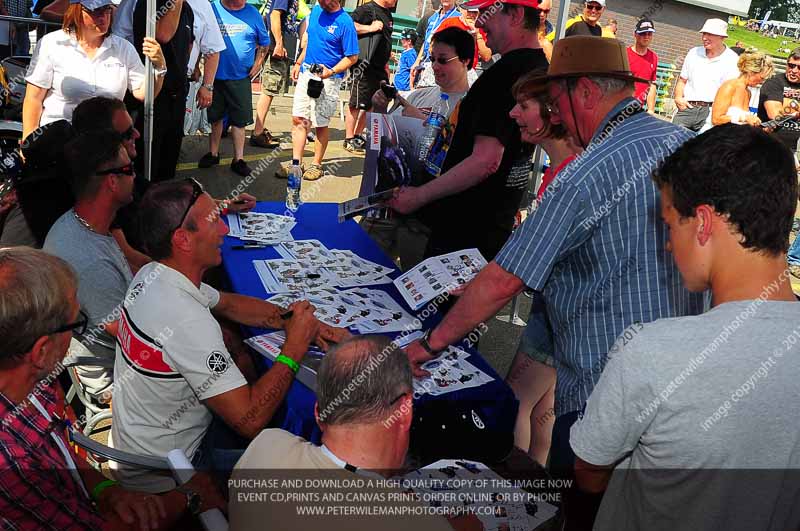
[69,0,114,10]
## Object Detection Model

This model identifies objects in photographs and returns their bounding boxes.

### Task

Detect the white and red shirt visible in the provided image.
[109,262,246,493]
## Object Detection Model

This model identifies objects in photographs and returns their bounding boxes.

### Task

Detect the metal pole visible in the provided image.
[553,0,571,42]
[143,0,156,181]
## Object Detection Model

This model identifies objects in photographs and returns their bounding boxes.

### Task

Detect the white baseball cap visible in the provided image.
[585,0,605,6]
[699,18,728,37]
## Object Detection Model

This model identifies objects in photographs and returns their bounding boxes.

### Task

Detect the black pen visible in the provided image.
[281,310,293,320]
[232,244,267,250]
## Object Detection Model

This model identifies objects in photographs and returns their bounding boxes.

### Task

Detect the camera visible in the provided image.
[380,83,398,99]
[309,63,324,76]
[307,64,325,99]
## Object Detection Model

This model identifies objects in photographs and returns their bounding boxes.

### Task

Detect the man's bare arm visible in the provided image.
[574,457,614,493]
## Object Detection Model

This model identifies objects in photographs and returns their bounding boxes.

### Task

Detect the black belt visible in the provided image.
[687,101,712,107]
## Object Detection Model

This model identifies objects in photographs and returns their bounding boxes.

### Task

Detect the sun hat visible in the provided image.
[699,18,729,37]
[69,0,114,10]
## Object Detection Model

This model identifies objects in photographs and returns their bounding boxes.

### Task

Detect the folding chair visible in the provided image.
[63,342,114,436]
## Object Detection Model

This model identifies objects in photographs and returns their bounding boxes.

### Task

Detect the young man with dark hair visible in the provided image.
[570,124,800,531]
[758,46,800,152]
[394,29,418,92]
[627,17,658,113]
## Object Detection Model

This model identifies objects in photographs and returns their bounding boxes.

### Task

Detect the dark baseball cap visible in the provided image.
[635,17,656,34]
[400,29,417,40]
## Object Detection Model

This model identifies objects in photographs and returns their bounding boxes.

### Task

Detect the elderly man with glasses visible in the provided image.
[108,178,349,493]
[564,0,604,37]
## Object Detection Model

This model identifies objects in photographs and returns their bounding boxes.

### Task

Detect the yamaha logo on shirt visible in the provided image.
[206,351,229,374]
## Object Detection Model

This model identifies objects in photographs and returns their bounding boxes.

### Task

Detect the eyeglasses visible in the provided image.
[787,63,800,71]
[51,309,89,337]
[97,164,134,176]
[82,5,113,16]
[174,178,205,231]
[431,55,460,65]
[585,3,604,11]
[120,125,136,141]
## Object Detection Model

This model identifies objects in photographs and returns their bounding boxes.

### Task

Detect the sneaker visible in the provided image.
[303,163,324,181]
[275,162,304,179]
[344,138,364,153]
[230,159,252,177]
[250,131,279,148]
[198,152,220,168]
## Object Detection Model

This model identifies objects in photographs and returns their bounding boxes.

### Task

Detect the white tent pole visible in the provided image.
[143,0,156,181]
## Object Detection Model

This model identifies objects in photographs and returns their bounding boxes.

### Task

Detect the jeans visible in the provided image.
[549,410,581,479]
[788,235,800,266]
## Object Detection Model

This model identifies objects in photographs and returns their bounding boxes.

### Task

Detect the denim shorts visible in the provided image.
[518,293,556,367]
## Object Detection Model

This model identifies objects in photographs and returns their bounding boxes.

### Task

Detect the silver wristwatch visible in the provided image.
[154,66,168,78]
[202,83,214,92]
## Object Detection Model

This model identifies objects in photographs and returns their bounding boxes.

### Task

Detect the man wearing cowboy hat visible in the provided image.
[672,18,739,132]
[403,36,703,483]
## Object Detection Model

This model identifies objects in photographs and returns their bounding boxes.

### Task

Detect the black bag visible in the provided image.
[307,76,324,99]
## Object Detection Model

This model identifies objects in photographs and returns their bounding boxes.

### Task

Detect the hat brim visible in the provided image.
[635,29,655,34]
[525,71,654,90]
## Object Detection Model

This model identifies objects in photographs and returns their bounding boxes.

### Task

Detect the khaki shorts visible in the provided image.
[261,55,290,96]
[291,70,342,128]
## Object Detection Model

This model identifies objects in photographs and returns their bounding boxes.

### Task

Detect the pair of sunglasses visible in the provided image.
[97,164,134,176]
[174,178,205,231]
[431,55,460,65]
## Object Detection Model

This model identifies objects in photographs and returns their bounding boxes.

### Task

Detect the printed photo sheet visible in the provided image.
[413,346,494,397]
[403,459,558,531]
[394,249,488,310]
[227,212,296,244]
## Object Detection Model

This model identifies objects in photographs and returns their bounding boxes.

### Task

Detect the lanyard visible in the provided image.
[596,100,645,140]
[28,395,91,500]
[320,445,384,480]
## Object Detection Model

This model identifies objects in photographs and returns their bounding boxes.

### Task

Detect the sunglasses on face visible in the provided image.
[787,63,800,71]
[174,178,205,231]
[120,125,136,141]
[52,309,89,336]
[585,4,603,11]
[83,5,113,16]
[431,55,460,65]
[97,164,134,176]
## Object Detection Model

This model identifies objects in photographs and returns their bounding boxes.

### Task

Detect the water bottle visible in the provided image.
[417,93,450,163]
[286,159,303,212]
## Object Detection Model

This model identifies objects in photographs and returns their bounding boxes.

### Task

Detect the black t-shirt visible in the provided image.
[133,0,195,98]
[565,19,602,37]
[757,74,800,151]
[417,47,549,260]
[351,1,394,72]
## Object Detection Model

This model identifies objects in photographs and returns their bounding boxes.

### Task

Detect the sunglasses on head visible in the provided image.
[82,5,113,16]
[97,164,134,176]
[431,55,460,65]
[174,178,205,231]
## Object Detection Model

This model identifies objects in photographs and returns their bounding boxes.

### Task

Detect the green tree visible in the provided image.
[749,0,800,23]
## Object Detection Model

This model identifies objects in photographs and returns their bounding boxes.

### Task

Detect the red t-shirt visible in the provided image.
[538,155,577,199]
[435,17,485,69]
[627,47,658,103]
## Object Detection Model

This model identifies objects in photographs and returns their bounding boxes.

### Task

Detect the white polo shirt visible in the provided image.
[25,30,145,126]
[678,45,740,103]
[113,0,226,75]
[109,262,247,493]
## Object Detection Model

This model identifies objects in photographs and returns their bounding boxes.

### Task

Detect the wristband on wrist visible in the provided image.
[91,479,118,502]
[276,353,300,373]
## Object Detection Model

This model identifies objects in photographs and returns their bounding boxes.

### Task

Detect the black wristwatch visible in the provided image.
[177,485,202,515]
[420,329,443,357]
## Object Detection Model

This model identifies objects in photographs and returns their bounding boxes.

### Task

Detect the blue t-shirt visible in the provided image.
[422,6,460,60]
[213,1,270,80]
[301,4,358,78]
[394,48,416,91]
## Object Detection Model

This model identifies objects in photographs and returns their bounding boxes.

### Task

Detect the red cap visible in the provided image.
[460,0,541,10]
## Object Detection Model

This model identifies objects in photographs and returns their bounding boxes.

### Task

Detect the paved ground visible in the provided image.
[176,90,527,379]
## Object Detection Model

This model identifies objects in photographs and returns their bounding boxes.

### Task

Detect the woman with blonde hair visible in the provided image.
[711,51,774,126]
[23,0,166,140]
[505,71,582,466]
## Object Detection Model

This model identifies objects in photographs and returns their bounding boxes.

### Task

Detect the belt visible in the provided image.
[687,101,712,107]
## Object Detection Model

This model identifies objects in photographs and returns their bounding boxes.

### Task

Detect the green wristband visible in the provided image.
[91,479,118,502]
[276,354,300,374]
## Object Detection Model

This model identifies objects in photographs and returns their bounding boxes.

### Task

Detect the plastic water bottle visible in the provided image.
[286,159,303,212]
[417,93,450,163]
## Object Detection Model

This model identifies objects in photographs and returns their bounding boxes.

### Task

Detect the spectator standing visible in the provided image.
[283,0,358,181]
[711,52,772,126]
[185,0,226,112]
[571,124,800,531]
[198,0,269,177]
[537,0,552,61]
[0,247,225,529]
[564,0,604,38]
[394,29,418,92]
[409,0,459,89]
[389,0,549,261]
[402,37,704,482]
[672,18,739,132]
[230,336,465,530]
[626,17,658,113]
[22,0,166,140]
[129,0,194,182]
[731,40,746,55]
[343,0,396,154]
[601,17,616,38]
[43,131,134,403]
[3,0,32,55]
[758,46,800,151]
[251,0,303,148]
[109,180,348,492]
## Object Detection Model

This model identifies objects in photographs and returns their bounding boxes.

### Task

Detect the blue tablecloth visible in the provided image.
[221,202,518,447]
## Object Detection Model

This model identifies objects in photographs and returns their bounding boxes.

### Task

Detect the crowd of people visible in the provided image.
[1,0,800,529]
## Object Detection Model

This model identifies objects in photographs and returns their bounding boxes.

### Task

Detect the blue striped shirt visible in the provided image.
[495,98,706,417]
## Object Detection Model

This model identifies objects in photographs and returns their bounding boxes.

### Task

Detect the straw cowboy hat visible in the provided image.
[533,36,652,85]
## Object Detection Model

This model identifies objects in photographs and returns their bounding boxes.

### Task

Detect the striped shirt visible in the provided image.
[495,98,706,417]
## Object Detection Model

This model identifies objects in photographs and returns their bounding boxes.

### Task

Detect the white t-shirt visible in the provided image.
[109,262,247,493]
[25,30,145,126]
[678,45,739,103]
[113,0,227,75]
